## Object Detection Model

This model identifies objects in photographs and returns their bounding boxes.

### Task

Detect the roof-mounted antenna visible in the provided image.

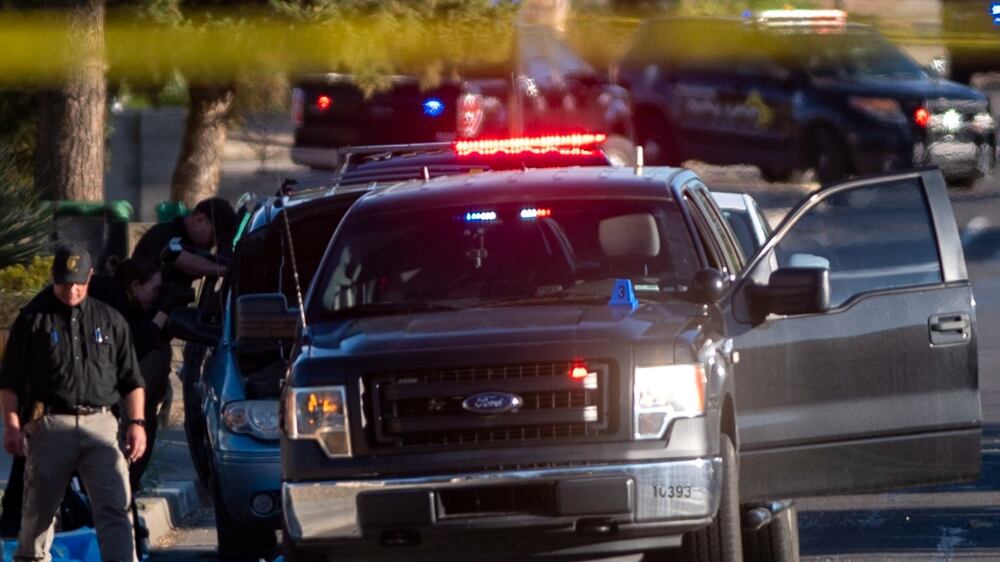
[423,166,430,181]
[634,145,644,176]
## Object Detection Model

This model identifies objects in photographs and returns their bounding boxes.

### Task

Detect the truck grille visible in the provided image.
[367,361,611,449]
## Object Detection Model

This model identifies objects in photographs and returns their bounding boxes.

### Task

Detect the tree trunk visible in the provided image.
[34,0,106,202]
[170,85,236,208]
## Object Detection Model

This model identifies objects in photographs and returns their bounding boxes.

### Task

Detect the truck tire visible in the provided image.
[812,128,851,186]
[682,434,743,562]
[759,166,804,184]
[743,504,799,562]
[212,475,277,561]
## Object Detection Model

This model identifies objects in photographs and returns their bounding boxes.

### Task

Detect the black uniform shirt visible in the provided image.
[88,275,163,362]
[0,287,145,410]
[132,217,197,287]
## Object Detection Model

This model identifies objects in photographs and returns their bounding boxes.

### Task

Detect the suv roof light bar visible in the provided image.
[757,9,847,27]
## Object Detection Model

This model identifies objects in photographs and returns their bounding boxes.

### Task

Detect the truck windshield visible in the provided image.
[313,198,700,317]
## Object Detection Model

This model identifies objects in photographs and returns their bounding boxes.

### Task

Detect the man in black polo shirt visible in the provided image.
[132,197,236,286]
[0,244,146,562]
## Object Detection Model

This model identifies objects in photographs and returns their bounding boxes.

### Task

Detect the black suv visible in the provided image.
[291,24,635,169]
[619,12,997,184]
[259,165,980,561]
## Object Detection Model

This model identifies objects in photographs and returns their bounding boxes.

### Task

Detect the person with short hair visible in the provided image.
[0,243,146,562]
[132,196,237,285]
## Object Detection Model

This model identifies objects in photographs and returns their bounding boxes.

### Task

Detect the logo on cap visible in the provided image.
[67,256,80,272]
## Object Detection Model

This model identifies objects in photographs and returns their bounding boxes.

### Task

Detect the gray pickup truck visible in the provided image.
[252,165,980,562]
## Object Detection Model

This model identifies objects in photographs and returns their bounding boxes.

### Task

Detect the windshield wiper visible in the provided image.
[479,292,611,308]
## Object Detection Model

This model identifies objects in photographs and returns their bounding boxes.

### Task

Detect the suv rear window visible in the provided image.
[313,197,699,317]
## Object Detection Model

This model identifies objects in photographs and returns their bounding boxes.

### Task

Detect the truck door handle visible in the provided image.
[928,313,971,346]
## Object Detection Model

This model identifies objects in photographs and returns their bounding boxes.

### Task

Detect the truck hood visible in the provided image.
[306,303,699,356]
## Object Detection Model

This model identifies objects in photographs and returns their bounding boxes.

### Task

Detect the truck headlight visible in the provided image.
[633,364,706,440]
[285,386,351,457]
[222,400,280,441]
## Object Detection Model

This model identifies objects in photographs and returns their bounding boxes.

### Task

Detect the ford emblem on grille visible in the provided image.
[462,392,523,414]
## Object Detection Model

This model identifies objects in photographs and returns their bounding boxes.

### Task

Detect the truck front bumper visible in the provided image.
[283,457,721,549]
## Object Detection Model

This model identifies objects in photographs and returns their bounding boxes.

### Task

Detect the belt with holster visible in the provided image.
[43,404,111,416]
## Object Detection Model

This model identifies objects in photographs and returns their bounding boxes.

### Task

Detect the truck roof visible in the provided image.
[352,166,687,215]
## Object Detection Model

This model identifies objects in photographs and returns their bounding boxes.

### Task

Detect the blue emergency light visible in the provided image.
[465,211,497,222]
[423,98,445,117]
[992,2,1000,25]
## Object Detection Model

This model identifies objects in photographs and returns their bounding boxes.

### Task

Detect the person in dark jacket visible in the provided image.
[89,257,174,558]
[0,243,146,562]
[132,197,236,288]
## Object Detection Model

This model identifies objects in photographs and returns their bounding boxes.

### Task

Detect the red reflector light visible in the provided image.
[317,95,332,110]
[914,107,931,128]
[453,133,608,156]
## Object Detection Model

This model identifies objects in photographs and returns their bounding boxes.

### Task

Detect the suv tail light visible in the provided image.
[914,107,931,128]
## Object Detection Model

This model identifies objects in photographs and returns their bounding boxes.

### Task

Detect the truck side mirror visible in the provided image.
[691,268,729,303]
[236,293,299,344]
[746,267,830,322]
[167,307,220,346]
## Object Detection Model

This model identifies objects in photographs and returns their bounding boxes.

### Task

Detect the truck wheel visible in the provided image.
[743,504,799,562]
[811,128,850,186]
[759,166,803,184]
[602,134,636,167]
[682,434,743,562]
[211,475,277,561]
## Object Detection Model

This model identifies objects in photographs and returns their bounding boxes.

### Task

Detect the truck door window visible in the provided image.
[689,184,745,271]
[771,179,943,308]
[683,193,725,273]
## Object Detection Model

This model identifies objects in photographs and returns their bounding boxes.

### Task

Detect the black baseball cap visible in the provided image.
[52,243,93,285]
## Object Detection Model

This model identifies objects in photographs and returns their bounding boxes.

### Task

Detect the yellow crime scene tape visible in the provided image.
[0,12,997,84]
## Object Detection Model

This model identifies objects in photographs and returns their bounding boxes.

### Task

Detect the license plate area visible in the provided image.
[435,483,555,520]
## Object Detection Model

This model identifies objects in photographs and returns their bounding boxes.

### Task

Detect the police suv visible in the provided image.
[291,24,635,169]
[619,10,997,185]
[262,163,980,561]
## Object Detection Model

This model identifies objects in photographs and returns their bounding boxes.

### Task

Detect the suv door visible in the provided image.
[727,169,981,501]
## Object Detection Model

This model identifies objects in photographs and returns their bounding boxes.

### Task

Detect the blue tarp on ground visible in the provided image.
[2,527,101,562]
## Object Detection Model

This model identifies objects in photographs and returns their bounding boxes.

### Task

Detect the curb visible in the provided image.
[135,480,206,546]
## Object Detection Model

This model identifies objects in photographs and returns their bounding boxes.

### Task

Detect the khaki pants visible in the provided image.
[14,412,135,562]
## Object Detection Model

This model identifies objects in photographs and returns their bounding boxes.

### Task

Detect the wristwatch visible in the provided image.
[127,419,147,428]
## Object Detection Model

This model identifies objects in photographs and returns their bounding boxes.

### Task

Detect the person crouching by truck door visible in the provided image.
[0,243,146,562]
[89,257,177,557]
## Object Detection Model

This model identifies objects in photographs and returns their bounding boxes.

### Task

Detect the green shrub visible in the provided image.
[0,152,51,270]
[0,256,52,330]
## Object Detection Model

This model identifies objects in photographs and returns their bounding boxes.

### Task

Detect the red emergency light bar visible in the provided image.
[453,133,608,156]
